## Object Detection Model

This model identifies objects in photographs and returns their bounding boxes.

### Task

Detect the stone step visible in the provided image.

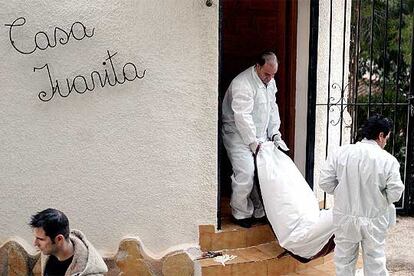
[197,241,328,276]
[199,218,276,251]
[285,253,364,275]
[211,197,326,252]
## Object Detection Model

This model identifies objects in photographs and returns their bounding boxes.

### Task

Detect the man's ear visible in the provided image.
[378,132,385,139]
[54,234,65,244]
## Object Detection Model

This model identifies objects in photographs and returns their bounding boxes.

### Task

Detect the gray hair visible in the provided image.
[257,51,278,66]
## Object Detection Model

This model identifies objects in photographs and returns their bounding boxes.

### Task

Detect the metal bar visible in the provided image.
[317,102,410,106]
[339,0,348,146]
[323,0,332,209]
[401,107,410,211]
[352,0,362,143]
[381,0,389,114]
[410,13,414,101]
[403,12,414,214]
[367,0,375,118]
[305,0,320,189]
[323,0,334,209]
[410,11,414,100]
[325,0,333,158]
[392,0,403,156]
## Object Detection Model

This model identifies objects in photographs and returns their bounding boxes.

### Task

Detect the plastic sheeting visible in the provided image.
[256,142,335,259]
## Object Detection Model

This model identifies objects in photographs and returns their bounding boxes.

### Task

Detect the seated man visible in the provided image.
[30,208,108,276]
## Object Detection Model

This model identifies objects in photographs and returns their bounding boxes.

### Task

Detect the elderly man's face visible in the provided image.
[256,62,278,85]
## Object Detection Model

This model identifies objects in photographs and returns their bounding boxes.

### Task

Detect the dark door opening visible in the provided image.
[218,0,298,228]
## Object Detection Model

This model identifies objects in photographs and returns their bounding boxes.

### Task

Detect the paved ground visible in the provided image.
[386,216,414,275]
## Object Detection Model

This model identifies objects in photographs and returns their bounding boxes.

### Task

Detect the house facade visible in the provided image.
[1,0,412,275]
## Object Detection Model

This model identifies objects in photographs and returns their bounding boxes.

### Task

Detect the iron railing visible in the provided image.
[307,0,414,213]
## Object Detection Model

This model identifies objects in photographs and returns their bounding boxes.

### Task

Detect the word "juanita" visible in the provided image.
[34,50,146,102]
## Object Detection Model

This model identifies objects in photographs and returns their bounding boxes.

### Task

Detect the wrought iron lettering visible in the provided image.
[4,17,146,102]
[4,17,95,55]
[34,50,146,102]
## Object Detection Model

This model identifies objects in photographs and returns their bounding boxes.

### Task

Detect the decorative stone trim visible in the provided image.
[0,240,40,276]
[114,238,154,275]
[0,238,195,276]
[161,251,193,276]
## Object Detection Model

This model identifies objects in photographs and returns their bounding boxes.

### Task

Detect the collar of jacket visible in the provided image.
[251,66,266,89]
[360,138,381,148]
[41,229,107,276]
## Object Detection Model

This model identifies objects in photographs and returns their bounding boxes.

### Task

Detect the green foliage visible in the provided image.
[354,0,412,91]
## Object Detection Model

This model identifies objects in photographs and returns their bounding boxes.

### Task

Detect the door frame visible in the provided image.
[217,0,298,229]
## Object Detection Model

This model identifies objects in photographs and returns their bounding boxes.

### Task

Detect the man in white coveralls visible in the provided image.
[319,114,404,275]
[222,51,288,228]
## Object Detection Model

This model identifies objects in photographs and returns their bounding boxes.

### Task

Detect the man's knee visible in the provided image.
[232,159,255,179]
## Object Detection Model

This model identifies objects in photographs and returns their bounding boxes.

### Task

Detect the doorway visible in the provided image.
[218,0,298,228]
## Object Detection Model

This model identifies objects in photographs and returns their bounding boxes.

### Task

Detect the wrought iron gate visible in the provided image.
[306,0,414,214]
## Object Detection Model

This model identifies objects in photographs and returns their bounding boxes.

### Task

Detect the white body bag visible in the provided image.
[256,142,335,259]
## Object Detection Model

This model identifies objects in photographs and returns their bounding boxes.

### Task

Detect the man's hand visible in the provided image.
[272,133,289,151]
[249,141,261,155]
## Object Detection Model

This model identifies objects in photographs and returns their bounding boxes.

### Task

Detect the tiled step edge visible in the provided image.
[199,222,276,251]
[197,242,327,276]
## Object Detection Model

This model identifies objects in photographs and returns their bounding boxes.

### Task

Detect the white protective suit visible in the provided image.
[319,139,404,276]
[222,65,281,219]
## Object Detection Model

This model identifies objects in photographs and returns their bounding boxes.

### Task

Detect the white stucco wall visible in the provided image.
[0,0,218,256]
[294,0,310,175]
[314,0,352,205]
